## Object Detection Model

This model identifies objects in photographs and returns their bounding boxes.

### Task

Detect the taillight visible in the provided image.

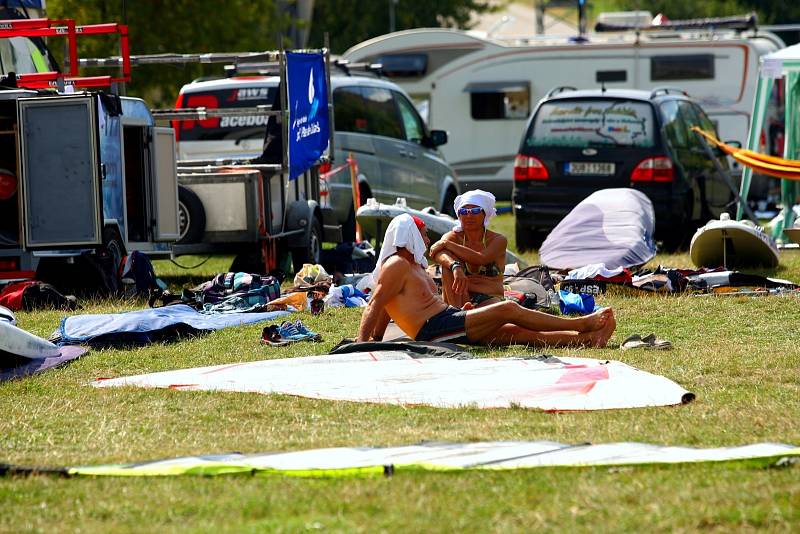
[0,169,16,200]
[631,156,674,182]
[0,258,18,271]
[514,154,549,181]
[173,92,184,141]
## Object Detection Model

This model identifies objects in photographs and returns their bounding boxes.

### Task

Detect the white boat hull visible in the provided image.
[690,218,779,268]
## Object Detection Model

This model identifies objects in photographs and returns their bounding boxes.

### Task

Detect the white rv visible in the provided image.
[343,25,784,200]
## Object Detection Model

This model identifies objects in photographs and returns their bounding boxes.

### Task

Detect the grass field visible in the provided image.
[1,213,799,532]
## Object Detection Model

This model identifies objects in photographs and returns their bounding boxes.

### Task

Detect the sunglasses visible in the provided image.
[457,207,484,216]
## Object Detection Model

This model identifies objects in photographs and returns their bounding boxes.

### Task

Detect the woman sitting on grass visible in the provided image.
[430,190,507,308]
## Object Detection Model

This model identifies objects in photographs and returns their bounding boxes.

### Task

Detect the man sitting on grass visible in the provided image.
[357,214,615,346]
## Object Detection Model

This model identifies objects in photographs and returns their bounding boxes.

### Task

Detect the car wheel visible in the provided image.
[178,186,206,244]
[442,187,457,218]
[291,217,322,272]
[661,194,693,253]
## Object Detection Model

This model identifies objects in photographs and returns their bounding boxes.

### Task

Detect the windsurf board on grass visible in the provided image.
[690,214,779,269]
[0,320,62,359]
[356,200,527,268]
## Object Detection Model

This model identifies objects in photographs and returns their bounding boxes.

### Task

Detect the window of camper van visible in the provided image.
[467,82,530,120]
[376,54,427,77]
[651,54,715,81]
[529,99,655,148]
[177,86,277,142]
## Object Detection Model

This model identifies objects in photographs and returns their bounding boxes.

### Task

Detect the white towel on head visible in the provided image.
[453,189,497,231]
[373,214,428,281]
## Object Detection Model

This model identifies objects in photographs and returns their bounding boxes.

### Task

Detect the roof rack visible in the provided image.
[650,87,689,98]
[545,86,576,98]
[595,13,757,33]
[80,51,282,69]
[331,59,383,77]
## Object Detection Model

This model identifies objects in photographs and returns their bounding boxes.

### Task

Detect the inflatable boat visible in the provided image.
[689,214,779,268]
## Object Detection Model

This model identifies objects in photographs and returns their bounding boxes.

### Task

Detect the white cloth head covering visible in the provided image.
[373,214,428,280]
[453,189,497,231]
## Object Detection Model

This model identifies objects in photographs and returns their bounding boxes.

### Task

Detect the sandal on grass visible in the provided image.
[621,333,672,350]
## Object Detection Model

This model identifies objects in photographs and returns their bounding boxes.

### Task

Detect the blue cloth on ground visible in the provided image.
[56,305,289,346]
[558,290,598,315]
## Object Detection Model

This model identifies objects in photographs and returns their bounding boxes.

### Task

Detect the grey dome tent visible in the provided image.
[539,188,656,271]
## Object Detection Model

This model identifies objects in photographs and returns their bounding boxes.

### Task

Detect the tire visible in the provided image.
[291,217,322,272]
[441,187,457,218]
[660,194,693,253]
[178,186,206,244]
[101,226,126,275]
[515,221,544,252]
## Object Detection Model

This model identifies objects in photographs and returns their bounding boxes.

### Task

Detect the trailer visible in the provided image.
[85,48,339,273]
[0,17,178,288]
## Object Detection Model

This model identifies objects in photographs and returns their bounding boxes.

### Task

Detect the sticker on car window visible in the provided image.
[530,100,655,148]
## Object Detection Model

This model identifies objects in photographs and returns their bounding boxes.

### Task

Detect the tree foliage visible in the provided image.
[308,0,494,54]
[46,0,291,105]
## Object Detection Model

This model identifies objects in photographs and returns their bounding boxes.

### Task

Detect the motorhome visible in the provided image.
[343,20,785,200]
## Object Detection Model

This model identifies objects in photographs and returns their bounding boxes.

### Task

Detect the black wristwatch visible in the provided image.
[450,261,463,272]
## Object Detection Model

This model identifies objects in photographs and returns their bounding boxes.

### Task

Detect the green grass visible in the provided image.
[1,213,799,532]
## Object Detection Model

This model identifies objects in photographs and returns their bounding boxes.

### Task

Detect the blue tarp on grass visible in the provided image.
[56,305,289,347]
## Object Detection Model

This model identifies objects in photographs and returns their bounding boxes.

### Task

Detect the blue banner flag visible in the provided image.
[286,52,329,180]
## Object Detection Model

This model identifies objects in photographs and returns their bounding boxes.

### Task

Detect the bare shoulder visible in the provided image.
[441,230,460,242]
[379,255,411,276]
[486,230,508,246]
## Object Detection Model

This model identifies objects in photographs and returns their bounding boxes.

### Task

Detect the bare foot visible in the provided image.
[578,307,613,332]
[589,311,616,347]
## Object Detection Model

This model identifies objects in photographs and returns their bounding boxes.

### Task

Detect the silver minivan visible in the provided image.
[174,73,460,240]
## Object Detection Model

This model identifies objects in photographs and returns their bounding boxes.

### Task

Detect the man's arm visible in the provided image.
[357,257,408,342]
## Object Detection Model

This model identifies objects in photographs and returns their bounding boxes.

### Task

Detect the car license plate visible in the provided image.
[565,162,615,176]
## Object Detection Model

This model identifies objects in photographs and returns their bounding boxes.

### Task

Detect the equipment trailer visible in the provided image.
[0,17,178,289]
[83,49,339,274]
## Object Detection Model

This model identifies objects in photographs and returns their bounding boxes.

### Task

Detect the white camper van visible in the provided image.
[343,23,784,200]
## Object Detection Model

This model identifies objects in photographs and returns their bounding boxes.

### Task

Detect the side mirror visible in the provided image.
[428,129,448,147]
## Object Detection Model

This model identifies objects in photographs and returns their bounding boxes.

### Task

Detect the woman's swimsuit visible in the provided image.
[461,230,503,304]
[461,230,502,277]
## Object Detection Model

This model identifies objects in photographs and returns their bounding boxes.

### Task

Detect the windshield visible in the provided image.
[177,86,278,142]
[528,99,656,148]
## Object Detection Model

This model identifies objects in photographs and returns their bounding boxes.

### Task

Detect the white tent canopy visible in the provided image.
[739,42,800,238]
